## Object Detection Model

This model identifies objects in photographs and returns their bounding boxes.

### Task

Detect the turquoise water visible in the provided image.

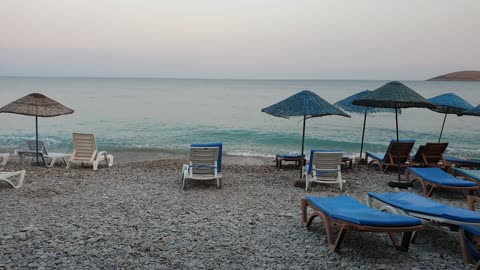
[0,77,479,158]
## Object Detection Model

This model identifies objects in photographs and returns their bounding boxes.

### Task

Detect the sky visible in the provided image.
[1,0,479,80]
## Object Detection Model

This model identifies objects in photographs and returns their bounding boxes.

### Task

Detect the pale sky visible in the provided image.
[1,0,479,80]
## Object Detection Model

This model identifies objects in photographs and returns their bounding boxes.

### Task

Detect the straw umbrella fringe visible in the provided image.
[0,93,74,165]
[428,93,473,142]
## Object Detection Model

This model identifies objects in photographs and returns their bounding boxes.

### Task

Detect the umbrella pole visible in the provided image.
[35,116,39,166]
[360,111,367,159]
[395,107,401,182]
[300,115,306,178]
[438,109,448,142]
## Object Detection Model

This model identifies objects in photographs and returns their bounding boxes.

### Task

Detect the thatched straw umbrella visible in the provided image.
[0,93,74,165]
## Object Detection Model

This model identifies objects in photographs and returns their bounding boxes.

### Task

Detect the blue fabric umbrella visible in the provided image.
[261,90,350,158]
[335,90,398,159]
[459,105,480,116]
[428,93,473,142]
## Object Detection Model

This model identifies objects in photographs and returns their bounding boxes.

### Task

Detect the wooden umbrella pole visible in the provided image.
[438,108,449,142]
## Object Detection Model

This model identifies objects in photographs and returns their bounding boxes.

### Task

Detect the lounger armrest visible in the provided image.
[467,195,480,211]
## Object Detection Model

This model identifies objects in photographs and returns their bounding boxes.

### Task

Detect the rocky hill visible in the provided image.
[427,70,480,81]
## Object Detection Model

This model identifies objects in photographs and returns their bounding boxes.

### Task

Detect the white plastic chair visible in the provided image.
[17,140,71,167]
[0,170,26,188]
[182,146,222,190]
[0,153,9,166]
[66,133,114,170]
[304,151,344,191]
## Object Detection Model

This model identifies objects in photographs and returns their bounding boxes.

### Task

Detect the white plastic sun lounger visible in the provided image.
[17,140,71,167]
[66,133,114,170]
[0,170,26,188]
[181,143,223,190]
[0,153,10,166]
[303,150,344,191]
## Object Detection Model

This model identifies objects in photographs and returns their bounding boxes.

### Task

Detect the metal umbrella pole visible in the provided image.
[438,108,449,142]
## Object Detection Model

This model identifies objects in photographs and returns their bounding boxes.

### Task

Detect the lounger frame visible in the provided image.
[0,170,26,189]
[66,133,114,170]
[301,198,422,253]
[366,141,415,173]
[18,140,71,167]
[0,153,9,166]
[304,151,344,191]
[182,147,222,190]
[412,142,448,168]
[406,168,479,197]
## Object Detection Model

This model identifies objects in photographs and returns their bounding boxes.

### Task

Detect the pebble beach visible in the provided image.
[0,155,473,269]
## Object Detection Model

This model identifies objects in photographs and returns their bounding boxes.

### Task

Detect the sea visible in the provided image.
[0,77,479,159]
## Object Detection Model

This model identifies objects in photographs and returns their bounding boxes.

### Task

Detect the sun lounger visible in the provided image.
[366,139,415,173]
[66,133,114,170]
[458,196,480,267]
[0,153,9,166]
[411,142,448,167]
[0,170,26,188]
[301,195,423,252]
[454,168,480,184]
[406,167,479,197]
[17,140,71,167]
[445,155,480,169]
[367,192,480,228]
[181,143,223,190]
[303,150,344,191]
[275,154,305,168]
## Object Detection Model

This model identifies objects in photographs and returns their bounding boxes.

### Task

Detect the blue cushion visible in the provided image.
[306,196,421,227]
[454,168,480,180]
[445,156,480,166]
[408,167,477,187]
[191,143,223,172]
[368,192,480,223]
[306,150,342,174]
[366,152,385,161]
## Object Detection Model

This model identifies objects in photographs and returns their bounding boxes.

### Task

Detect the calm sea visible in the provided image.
[0,77,479,158]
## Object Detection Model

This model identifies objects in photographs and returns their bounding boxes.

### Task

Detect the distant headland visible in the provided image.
[427,70,480,81]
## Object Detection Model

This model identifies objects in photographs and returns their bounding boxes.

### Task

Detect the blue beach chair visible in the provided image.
[454,168,480,184]
[445,155,480,169]
[406,167,479,197]
[301,195,423,252]
[458,196,480,267]
[303,150,344,191]
[366,139,415,173]
[181,143,223,190]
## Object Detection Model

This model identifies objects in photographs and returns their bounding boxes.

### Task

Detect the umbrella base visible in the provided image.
[387,181,413,189]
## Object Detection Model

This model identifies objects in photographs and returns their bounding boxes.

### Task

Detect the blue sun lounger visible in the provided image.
[445,155,480,169]
[301,195,423,252]
[454,168,480,184]
[406,167,479,197]
[366,139,415,173]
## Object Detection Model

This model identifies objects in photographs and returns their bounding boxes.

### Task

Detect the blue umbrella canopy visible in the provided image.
[427,93,473,142]
[261,90,350,169]
[334,90,398,158]
[428,93,473,114]
[459,105,480,116]
[261,90,350,119]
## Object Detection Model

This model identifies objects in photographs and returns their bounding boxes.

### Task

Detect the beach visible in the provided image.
[0,155,471,269]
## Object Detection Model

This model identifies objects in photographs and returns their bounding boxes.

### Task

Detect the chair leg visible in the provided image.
[93,160,99,171]
[388,231,413,252]
[47,157,57,168]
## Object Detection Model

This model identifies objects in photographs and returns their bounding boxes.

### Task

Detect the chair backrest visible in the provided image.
[191,143,222,172]
[384,139,415,163]
[308,150,343,176]
[413,142,448,164]
[189,147,219,175]
[26,140,48,155]
[72,133,98,161]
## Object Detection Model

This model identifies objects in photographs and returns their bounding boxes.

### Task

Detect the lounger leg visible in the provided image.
[47,157,57,168]
[388,231,413,252]
[458,229,474,265]
[331,226,349,253]
[0,154,9,166]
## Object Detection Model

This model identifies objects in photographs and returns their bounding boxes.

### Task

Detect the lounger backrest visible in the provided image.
[26,140,47,155]
[311,151,343,177]
[72,133,98,161]
[384,140,415,163]
[189,147,219,175]
[421,142,448,164]
[191,143,222,172]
